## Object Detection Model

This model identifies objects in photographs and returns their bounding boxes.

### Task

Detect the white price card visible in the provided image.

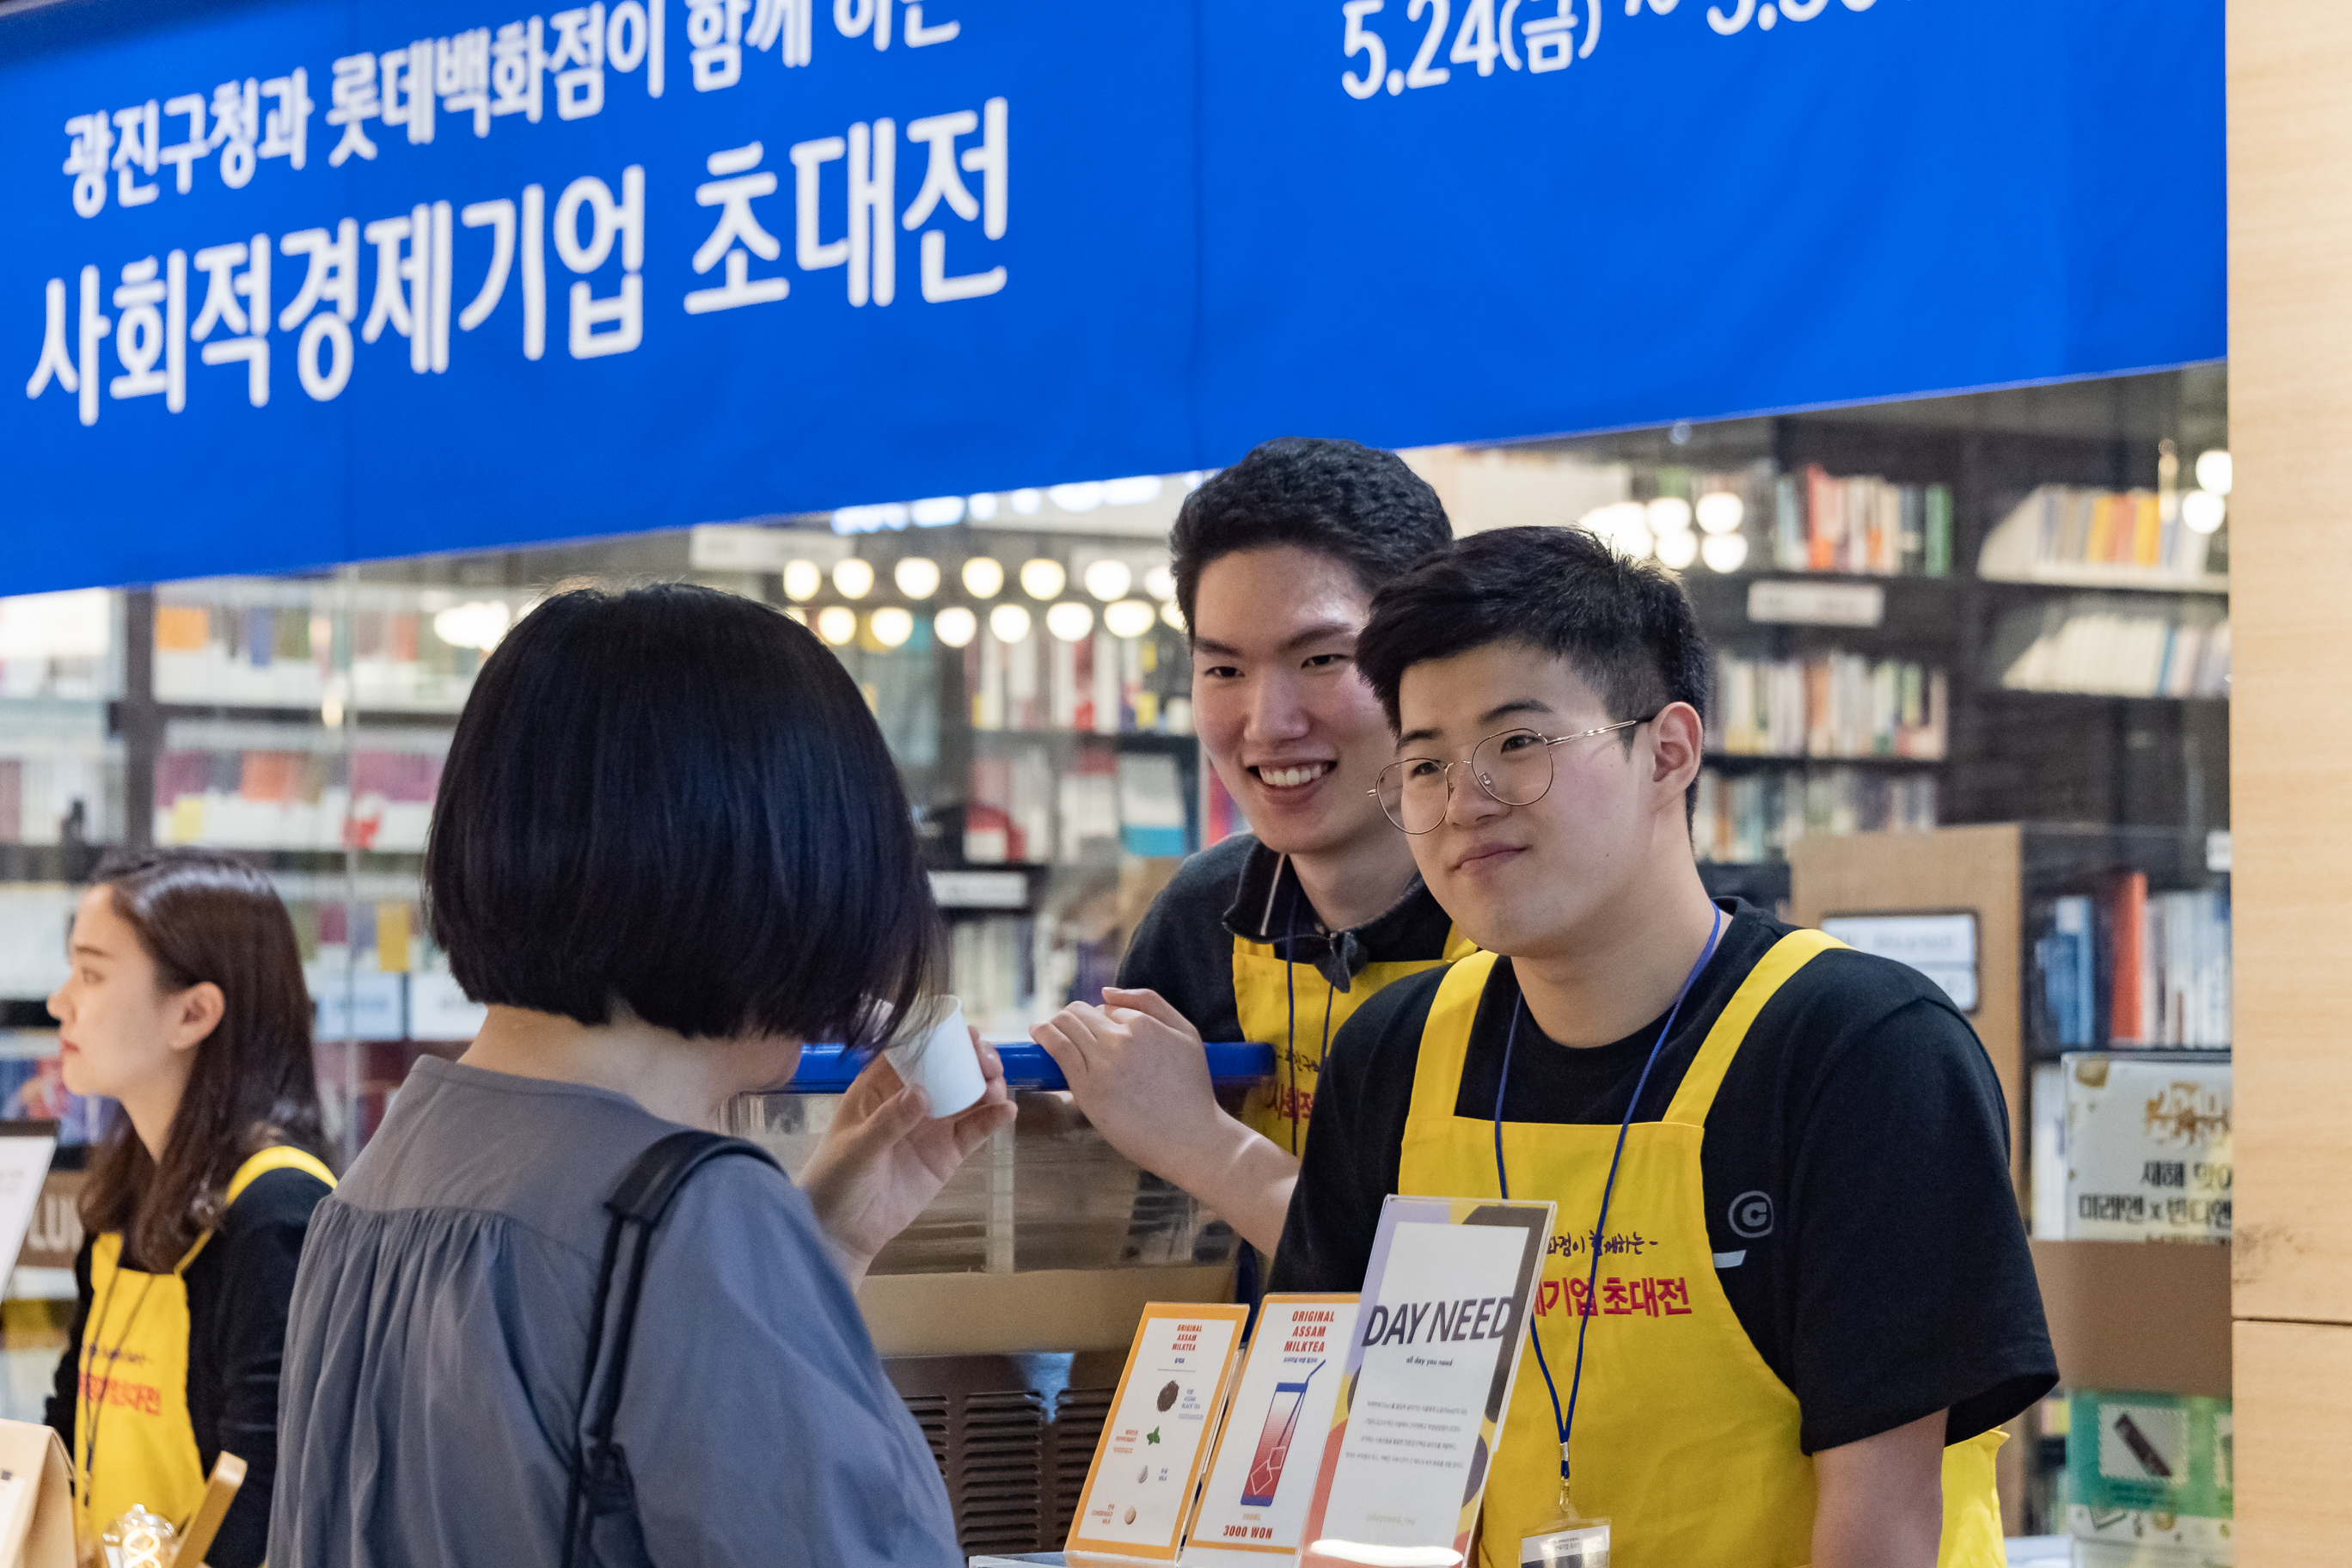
[1185,1295,1360,1565]
[1298,1196,1553,1568]
[0,1126,57,1283]
[1067,1302,1249,1563]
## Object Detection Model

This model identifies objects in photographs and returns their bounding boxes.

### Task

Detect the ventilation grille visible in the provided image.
[890,1354,1123,1558]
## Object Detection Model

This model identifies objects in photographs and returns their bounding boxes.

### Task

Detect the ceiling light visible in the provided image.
[1696,492,1745,535]
[1654,530,1700,569]
[432,601,511,651]
[1701,532,1750,573]
[782,560,823,602]
[1082,560,1132,601]
[868,606,915,647]
[1102,475,1163,505]
[1020,558,1067,599]
[1048,481,1103,513]
[1645,497,1694,536]
[2194,450,2233,496]
[894,557,941,598]
[967,493,1000,521]
[1161,599,1187,632]
[962,557,1004,598]
[1142,564,1176,602]
[1008,488,1043,516]
[783,607,807,626]
[2181,488,2226,535]
[934,606,978,647]
[910,496,965,527]
[1104,599,1157,638]
[816,606,858,645]
[1046,601,1095,641]
[988,603,1032,642]
[832,558,875,599]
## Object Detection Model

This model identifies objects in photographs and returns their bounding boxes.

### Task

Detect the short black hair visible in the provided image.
[426,584,937,1048]
[1169,438,1452,631]
[1357,526,1712,809]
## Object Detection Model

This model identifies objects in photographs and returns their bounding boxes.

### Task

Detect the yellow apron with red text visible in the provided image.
[77,1145,336,1545]
[1398,938,2005,1568]
[1234,924,1479,1155]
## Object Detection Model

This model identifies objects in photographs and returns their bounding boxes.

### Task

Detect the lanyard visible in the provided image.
[1492,905,1724,1485]
[1280,865,1338,1157]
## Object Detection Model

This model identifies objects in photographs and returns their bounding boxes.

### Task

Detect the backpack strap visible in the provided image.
[561,1130,781,1568]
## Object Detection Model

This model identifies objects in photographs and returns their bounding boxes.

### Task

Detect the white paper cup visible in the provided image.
[884,996,987,1118]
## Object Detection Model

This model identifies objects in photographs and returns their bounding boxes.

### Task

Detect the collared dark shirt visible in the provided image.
[1117,834,1458,1039]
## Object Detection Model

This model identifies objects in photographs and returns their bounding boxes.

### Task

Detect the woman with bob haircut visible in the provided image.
[271,584,1014,1567]
[44,848,334,1568]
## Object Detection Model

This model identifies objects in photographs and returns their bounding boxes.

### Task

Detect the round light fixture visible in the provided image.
[967,492,1000,521]
[2181,488,2226,536]
[1142,564,1176,602]
[2194,449,2233,497]
[934,606,978,648]
[833,558,875,599]
[1701,532,1750,573]
[868,606,915,648]
[432,601,511,652]
[962,557,1005,598]
[1046,601,1095,641]
[1654,530,1700,570]
[1696,492,1746,535]
[1008,488,1043,516]
[783,606,807,627]
[815,606,858,645]
[782,560,823,602]
[1020,558,1067,600]
[988,603,1033,642]
[894,557,941,598]
[1161,598,1187,632]
[1645,496,1694,536]
[1082,560,1133,602]
[1104,599,1157,638]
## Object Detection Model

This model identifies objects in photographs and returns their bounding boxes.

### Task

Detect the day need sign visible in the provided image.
[3,1,2222,593]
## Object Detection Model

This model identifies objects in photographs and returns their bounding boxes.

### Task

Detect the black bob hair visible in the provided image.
[1357,526,1713,810]
[425,583,938,1049]
[1168,437,1452,633]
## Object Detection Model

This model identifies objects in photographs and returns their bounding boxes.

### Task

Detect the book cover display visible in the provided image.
[1185,1296,1361,1566]
[1065,1302,1249,1564]
[1297,1196,1553,1566]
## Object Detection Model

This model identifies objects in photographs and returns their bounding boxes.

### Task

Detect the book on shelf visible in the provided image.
[153,736,444,851]
[1772,468,1951,577]
[1692,766,1937,866]
[1977,484,2223,586]
[1714,652,1948,759]
[0,752,113,845]
[2034,880,2231,1050]
[965,744,1194,867]
[1993,595,2230,697]
[967,624,1190,736]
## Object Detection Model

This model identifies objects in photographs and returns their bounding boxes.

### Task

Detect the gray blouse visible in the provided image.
[269,1057,960,1567]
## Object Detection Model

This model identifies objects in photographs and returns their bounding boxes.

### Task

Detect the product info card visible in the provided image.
[1067,1302,1248,1562]
[1186,1295,1361,1566]
[1300,1197,1552,1565]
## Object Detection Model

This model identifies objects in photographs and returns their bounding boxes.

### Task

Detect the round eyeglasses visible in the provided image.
[1370,715,1657,835]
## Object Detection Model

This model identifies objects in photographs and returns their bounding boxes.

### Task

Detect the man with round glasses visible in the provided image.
[1273,525,2052,1568]
[1031,438,1470,1260]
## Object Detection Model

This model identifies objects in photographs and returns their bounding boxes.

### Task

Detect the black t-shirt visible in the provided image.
[1269,899,2056,1455]
[49,1165,331,1568]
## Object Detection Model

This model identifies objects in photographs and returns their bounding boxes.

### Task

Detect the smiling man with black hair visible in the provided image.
[1271,524,2054,1568]
[1032,438,1470,1257]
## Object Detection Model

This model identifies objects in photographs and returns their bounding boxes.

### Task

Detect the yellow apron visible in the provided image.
[1398,937,2005,1568]
[1233,923,1478,1155]
[77,1145,336,1546]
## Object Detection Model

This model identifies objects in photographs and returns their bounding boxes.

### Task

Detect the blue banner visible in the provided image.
[0,0,2222,594]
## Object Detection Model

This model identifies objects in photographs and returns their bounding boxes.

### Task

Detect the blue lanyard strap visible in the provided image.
[1492,906,1724,1485]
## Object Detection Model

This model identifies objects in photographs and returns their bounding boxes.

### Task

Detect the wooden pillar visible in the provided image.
[2227,3,2352,1555]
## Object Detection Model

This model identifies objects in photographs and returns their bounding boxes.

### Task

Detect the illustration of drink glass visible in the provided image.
[1241,1363,1322,1507]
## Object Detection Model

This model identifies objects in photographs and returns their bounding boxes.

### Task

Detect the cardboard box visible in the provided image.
[2061,1055,2231,1242]
[2030,1240,2231,1397]
[2067,1390,2232,1563]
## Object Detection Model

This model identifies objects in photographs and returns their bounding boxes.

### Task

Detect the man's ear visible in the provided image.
[1649,701,1706,800]
[165,982,225,1056]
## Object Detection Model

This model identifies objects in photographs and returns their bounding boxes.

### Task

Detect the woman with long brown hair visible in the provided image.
[42,848,334,1568]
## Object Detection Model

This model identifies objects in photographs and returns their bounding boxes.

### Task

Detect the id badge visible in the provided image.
[1519,1522,1608,1568]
